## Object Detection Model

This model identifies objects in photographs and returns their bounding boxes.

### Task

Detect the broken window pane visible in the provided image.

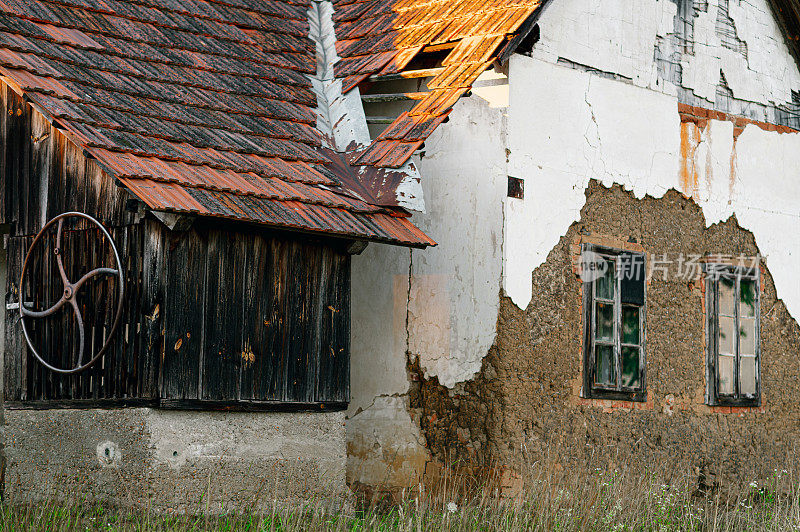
[739,317,756,355]
[719,276,735,316]
[718,315,735,355]
[719,355,735,395]
[740,278,756,317]
[595,259,615,300]
[596,303,614,341]
[622,306,640,345]
[740,356,757,396]
[621,346,640,388]
[595,344,615,386]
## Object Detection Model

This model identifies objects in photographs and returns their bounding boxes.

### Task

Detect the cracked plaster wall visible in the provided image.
[346,0,800,491]
[531,0,800,111]
[505,55,800,324]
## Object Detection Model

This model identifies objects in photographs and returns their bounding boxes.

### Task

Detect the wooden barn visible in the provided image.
[0,0,555,510]
[0,1,433,413]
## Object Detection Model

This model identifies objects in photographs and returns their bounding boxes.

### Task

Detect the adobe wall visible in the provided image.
[346,0,800,494]
[3,408,347,512]
[417,182,800,488]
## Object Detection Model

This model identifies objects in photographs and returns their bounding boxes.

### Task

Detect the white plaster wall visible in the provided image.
[346,96,506,486]
[505,56,681,308]
[533,0,800,107]
[408,97,507,388]
[505,55,800,323]
[349,244,411,414]
[682,0,800,105]
[532,0,676,90]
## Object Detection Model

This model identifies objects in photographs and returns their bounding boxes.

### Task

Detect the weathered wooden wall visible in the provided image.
[152,221,351,407]
[0,83,350,408]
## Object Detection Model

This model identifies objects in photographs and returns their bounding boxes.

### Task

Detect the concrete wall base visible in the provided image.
[2,408,348,513]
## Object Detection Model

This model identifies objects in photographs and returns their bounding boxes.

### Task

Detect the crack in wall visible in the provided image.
[405,249,413,358]
[583,76,609,179]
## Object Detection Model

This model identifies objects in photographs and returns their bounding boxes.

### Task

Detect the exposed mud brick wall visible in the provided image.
[415,181,800,488]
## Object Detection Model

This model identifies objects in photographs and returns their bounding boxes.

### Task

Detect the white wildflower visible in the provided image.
[446,502,458,514]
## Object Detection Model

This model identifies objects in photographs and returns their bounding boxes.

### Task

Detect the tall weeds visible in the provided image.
[2,459,799,531]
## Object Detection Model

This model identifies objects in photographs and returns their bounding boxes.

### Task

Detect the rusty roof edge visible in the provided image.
[308,0,428,214]
[316,145,426,211]
[142,202,436,248]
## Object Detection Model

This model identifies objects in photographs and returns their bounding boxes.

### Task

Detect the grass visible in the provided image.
[2,463,800,531]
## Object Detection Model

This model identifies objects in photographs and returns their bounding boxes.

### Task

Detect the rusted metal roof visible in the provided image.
[334,0,545,168]
[0,0,435,247]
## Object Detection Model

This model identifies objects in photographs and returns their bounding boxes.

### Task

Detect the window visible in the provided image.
[581,245,647,401]
[705,262,760,406]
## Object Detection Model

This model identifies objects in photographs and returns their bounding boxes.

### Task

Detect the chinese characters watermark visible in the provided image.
[576,251,760,282]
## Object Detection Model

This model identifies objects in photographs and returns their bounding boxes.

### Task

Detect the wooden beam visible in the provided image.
[150,210,196,231]
[361,92,427,103]
[370,67,444,82]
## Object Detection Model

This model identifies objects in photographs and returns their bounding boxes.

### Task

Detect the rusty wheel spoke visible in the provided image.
[54,218,71,287]
[73,267,120,292]
[20,296,67,319]
[70,299,86,366]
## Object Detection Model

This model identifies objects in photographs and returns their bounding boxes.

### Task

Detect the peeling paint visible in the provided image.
[505,56,800,325]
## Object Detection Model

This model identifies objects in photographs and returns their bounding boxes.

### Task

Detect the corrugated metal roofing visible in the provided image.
[334,0,544,168]
[0,0,436,247]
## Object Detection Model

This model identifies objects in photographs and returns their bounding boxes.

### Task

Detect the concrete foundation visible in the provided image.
[3,408,347,512]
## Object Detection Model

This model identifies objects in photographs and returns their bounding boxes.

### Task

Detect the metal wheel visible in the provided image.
[19,212,125,374]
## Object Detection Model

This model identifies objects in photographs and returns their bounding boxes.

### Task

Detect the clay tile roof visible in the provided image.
[0,0,435,248]
[333,0,545,169]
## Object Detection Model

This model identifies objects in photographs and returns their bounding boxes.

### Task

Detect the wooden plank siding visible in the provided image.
[0,82,351,409]
[158,221,351,406]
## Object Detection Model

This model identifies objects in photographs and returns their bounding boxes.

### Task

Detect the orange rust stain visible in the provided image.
[729,136,738,202]
[679,122,701,198]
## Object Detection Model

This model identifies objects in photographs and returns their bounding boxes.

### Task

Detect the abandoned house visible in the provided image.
[0,0,798,511]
